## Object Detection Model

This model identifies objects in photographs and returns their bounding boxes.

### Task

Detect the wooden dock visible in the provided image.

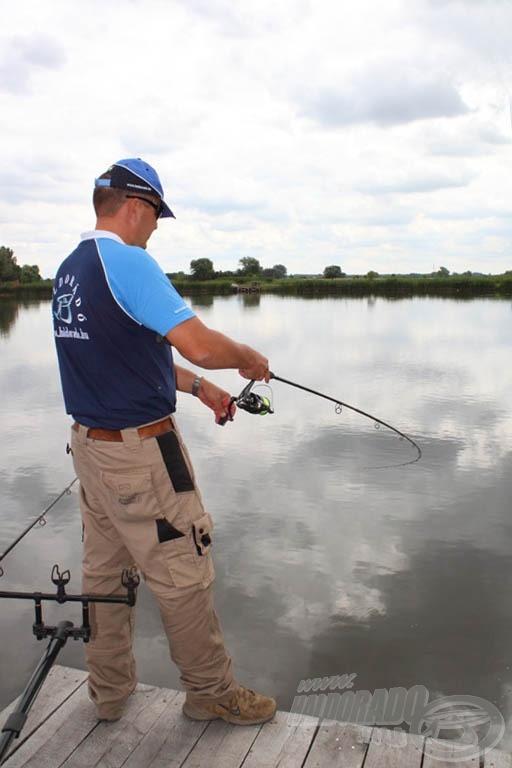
[231,282,261,293]
[1,666,511,767]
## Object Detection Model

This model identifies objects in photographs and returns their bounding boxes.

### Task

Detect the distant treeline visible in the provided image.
[0,279,54,299]
[169,273,512,299]
[3,273,512,301]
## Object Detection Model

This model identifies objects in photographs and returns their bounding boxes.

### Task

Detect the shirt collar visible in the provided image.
[80,230,126,244]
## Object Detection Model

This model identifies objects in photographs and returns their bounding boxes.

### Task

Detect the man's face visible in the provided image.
[127,195,160,248]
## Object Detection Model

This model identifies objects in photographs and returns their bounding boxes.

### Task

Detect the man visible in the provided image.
[52,158,276,726]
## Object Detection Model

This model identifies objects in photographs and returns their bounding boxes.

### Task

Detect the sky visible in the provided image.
[1,0,512,279]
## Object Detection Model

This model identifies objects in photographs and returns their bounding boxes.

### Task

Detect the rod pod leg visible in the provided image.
[0,620,73,765]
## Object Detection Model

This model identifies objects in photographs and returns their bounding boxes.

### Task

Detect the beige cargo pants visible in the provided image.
[71,418,236,719]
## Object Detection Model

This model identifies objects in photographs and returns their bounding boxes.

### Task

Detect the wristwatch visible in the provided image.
[192,376,203,397]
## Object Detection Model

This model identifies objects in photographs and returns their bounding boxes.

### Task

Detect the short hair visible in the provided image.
[93,173,129,217]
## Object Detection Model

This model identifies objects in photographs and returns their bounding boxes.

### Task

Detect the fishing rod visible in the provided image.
[0,477,78,577]
[270,373,421,466]
[222,373,421,467]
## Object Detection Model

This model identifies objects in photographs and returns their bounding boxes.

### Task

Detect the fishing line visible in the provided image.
[0,476,78,577]
[269,372,422,468]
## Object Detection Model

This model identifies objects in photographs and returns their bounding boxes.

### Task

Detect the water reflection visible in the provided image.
[0,301,19,336]
[1,296,512,749]
[188,293,214,309]
[237,292,261,309]
[187,292,262,312]
[306,539,512,715]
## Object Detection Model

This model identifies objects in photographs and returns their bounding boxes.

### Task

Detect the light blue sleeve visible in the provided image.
[97,239,195,335]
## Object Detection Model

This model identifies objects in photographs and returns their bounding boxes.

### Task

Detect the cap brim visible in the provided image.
[160,201,176,219]
[95,176,175,219]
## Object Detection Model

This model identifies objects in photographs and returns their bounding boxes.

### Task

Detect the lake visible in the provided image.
[1,294,512,745]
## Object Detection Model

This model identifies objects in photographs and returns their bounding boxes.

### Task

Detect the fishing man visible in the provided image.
[52,158,276,725]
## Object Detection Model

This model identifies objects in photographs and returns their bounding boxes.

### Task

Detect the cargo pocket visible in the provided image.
[165,512,214,590]
[102,470,162,522]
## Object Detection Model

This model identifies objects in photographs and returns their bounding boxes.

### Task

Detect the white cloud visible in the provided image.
[0,0,511,278]
[0,34,65,93]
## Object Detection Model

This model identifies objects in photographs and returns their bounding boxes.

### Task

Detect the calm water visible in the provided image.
[1,294,512,744]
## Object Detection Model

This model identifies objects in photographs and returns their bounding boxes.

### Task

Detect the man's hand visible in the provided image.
[196,379,236,425]
[239,350,270,382]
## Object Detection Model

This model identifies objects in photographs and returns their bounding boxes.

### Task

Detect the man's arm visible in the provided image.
[166,316,269,382]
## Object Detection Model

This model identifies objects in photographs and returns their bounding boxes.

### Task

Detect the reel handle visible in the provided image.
[218,397,237,426]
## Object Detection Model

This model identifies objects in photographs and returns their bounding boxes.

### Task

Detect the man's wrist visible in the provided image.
[191,375,203,397]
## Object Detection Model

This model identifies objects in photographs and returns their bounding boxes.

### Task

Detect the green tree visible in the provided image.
[271,264,287,278]
[190,258,215,280]
[238,257,262,276]
[323,265,344,279]
[262,264,288,278]
[20,264,42,283]
[0,246,20,282]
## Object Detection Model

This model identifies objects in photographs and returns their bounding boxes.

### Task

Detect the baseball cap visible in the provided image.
[94,158,175,219]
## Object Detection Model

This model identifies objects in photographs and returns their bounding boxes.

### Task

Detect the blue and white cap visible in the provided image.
[94,158,175,219]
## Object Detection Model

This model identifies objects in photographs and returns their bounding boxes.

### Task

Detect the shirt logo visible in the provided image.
[53,273,90,340]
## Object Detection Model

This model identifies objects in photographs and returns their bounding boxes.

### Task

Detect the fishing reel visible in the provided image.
[219,379,273,425]
[237,379,273,415]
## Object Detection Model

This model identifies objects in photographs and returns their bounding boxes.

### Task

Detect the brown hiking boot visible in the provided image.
[183,685,276,725]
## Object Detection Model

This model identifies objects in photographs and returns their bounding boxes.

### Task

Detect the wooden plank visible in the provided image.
[2,684,95,768]
[60,686,178,768]
[303,721,368,768]
[119,691,210,768]
[180,720,261,768]
[485,748,512,768]
[239,711,317,768]
[364,727,423,768]
[0,665,87,728]
[422,739,480,768]
[0,665,88,763]
[7,666,510,768]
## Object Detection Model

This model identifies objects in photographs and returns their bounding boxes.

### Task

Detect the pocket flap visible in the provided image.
[192,512,213,556]
[102,471,152,502]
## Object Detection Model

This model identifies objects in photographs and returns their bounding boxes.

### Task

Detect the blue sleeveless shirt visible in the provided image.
[52,231,195,428]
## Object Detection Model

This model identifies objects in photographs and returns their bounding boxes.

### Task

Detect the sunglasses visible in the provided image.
[125,194,164,219]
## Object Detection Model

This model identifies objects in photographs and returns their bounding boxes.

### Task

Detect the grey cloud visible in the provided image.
[0,35,65,93]
[429,206,511,222]
[425,121,511,157]
[179,193,265,217]
[478,123,511,145]
[362,212,415,227]
[177,0,250,34]
[424,0,505,5]
[415,0,512,67]
[0,159,82,206]
[300,61,469,128]
[427,140,493,158]
[357,172,472,196]
[179,0,310,38]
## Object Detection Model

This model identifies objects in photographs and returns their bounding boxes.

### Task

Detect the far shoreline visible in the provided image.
[3,272,512,301]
